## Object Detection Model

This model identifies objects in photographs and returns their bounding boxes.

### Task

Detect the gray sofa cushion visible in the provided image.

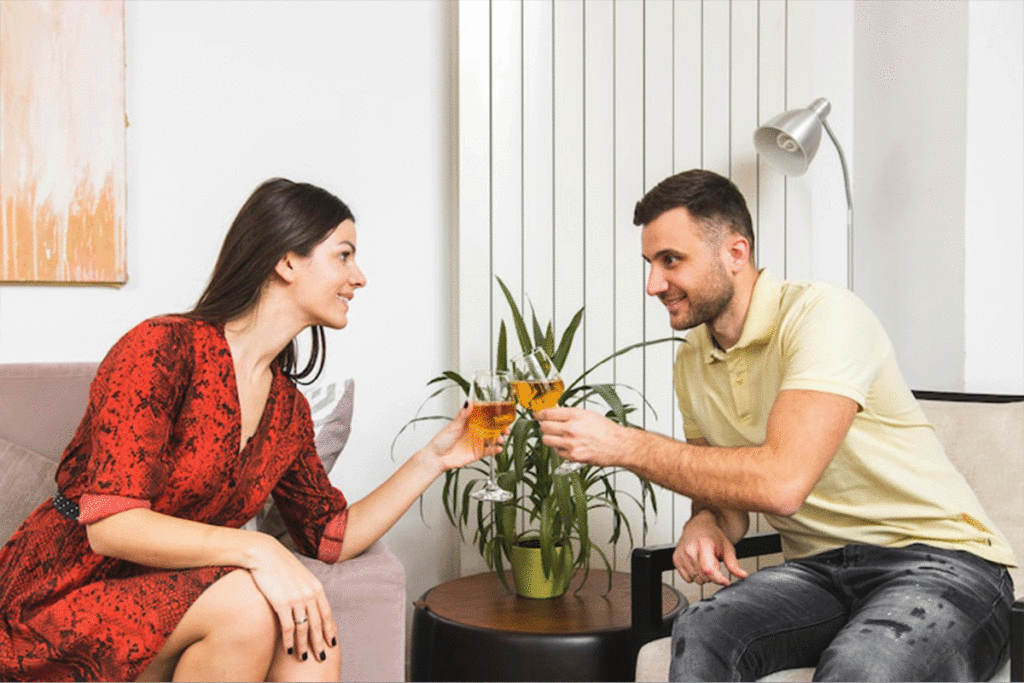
[0,438,59,544]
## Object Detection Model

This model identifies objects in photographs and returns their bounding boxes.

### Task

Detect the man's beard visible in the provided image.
[666,260,734,331]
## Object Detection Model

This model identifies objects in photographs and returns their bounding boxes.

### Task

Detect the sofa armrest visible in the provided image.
[298,541,406,683]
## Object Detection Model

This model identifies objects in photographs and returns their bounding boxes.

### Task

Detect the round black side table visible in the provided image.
[410,569,683,682]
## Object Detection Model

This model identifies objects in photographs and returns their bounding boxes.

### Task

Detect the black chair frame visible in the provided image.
[628,390,1024,681]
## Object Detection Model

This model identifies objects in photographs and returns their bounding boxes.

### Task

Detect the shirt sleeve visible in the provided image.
[78,320,189,524]
[271,392,349,563]
[777,287,892,408]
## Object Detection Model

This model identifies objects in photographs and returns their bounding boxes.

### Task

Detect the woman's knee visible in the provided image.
[185,568,278,655]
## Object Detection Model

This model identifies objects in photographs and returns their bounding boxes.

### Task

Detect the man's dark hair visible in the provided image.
[633,169,755,255]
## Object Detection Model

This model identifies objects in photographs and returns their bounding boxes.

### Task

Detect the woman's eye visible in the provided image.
[339,251,352,263]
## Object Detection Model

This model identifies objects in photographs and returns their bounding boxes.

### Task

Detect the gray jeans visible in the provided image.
[669,543,1014,682]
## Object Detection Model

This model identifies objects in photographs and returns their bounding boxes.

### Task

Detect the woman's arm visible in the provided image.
[86,508,336,662]
[338,405,489,562]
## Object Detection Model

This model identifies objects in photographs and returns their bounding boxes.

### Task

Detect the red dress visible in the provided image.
[0,316,348,681]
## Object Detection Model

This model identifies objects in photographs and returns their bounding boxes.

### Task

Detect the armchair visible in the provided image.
[630,391,1024,682]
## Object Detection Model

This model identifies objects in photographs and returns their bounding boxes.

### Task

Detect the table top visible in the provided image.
[417,569,680,634]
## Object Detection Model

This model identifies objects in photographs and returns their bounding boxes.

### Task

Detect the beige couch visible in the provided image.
[0,362,406,682]
[632,391,1024,682]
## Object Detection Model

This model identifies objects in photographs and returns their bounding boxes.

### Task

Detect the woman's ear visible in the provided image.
[274,253,299,283]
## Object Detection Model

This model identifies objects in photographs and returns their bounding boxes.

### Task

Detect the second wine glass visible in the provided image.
[468,370,516,502]
[510,348,579,475]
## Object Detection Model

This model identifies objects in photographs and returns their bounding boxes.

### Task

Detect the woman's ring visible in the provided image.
[295,615,309,625]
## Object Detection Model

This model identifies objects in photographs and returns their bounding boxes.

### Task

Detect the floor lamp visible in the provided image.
[753,97,854,290]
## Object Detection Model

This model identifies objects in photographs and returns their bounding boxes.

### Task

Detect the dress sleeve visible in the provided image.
[271,392,348,563]
[77,320,189,524]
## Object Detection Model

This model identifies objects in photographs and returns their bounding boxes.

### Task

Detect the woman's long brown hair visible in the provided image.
[187,178,355,384]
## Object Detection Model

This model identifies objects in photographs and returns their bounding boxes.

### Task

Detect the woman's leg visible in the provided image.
[265,634,342,683]
[670,556,848,682]
[136,569,277,682]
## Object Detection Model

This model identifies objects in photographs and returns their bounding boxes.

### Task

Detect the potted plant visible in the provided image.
[398,277,671,598]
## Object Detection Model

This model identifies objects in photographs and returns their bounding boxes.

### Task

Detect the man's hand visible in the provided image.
[674,510,749,586]
[536,406,632,468]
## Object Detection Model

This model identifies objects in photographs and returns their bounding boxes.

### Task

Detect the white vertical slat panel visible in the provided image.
[459,0,493,376]
[491,0,525,336]
[642,0,682,556]
[670,1,704,584]
[457,0,493,578]
[751,0,788,566]
[458,0,854,585]
[580,0,620,572]
[611,0,647,572]
[552,0,586,384]
[701,0,733,177]
[581,0,615,398]
[755,0,788,278]
[522,0,555,327]
[673,0,704,171]
[780,0,814,282]
[730,1,761,219]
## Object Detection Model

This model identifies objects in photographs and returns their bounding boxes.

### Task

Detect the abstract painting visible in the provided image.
[0,0,126,284]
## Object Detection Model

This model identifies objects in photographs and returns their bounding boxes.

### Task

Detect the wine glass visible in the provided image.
[468,371,516,502]
[510,348,578,475]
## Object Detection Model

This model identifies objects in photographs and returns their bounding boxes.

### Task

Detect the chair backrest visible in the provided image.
[914,391,1024,592]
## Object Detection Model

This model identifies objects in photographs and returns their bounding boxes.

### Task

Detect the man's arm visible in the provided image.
[538,388,857,516]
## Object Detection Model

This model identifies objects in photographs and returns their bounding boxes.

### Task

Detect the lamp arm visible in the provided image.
[822,118,854,291]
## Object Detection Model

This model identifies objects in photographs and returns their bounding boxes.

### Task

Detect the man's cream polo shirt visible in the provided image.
[673,269,1015,567]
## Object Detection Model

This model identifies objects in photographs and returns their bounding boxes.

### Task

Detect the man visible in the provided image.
[537,169,1015,681]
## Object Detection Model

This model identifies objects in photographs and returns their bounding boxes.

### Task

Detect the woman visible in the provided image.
[0,178,488,682]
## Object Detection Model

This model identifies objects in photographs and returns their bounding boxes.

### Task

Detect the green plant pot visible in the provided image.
[510,541,571,599]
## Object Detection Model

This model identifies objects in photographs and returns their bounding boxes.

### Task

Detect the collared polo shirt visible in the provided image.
[673,269,1015,568]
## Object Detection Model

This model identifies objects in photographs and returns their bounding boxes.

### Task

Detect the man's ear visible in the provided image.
[722,233,751,274]
[274,253,299,283]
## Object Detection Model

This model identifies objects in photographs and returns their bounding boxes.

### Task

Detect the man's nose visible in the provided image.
[646,266,666,297]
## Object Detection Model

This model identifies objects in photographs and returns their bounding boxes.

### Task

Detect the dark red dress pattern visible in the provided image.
[0,316,348,681]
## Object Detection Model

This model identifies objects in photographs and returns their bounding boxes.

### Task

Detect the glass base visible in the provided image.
[553,461,584,476]
[472,481,513,502]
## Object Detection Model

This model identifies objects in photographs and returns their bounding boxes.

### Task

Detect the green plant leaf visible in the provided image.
[497,321,508,372]
[544,322,555,357]
[552,306,584,371]
[496,276,532,354]
[565,335,681,393]
[531,305,546,353]
[437,370,471,395]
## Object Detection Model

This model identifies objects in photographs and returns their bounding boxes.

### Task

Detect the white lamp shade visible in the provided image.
[753,98,832,176]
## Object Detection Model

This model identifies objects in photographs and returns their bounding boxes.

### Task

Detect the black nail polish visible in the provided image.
[463,400,468,409]
[331,637,337,647]
[287,647,294,655]
[302,652,309,661]
[320,651,327,661]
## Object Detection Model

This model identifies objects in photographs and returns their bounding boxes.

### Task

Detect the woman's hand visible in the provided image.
[422,404,502,472]
[243,532,337,663]
[673,510,749,586]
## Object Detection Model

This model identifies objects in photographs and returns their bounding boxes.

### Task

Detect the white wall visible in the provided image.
[964,0,1024,394]
[0,0,461,629]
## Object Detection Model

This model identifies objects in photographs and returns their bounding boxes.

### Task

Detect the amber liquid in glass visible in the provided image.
[512,378,564,412]
[468,401,516,441]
